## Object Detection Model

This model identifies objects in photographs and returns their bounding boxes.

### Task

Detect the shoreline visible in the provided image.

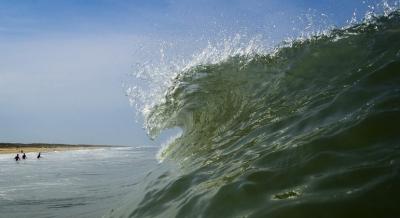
[0,146,100,155]
[0,143,115,155]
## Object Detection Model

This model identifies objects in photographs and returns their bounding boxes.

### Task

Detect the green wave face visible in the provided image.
[115,11,400,218]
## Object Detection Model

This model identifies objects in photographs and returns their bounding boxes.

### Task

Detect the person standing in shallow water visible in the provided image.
[22,153,27,160]
[14,154,20,161]
[37,152,41,159]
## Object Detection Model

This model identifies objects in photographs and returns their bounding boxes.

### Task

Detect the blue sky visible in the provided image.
[0,0,395,146]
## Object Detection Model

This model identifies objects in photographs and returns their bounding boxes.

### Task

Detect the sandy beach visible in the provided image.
[0,143,110,155]
[0,146,95,154]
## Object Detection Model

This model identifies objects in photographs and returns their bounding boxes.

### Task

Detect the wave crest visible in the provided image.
[147,11,400,164]
[112,9,400,218]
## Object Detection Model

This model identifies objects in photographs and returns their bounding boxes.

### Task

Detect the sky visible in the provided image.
[0,0,395,146]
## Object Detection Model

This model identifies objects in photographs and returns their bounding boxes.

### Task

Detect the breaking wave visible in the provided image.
[110,9,400,218]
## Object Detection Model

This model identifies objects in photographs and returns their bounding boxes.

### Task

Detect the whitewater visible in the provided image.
[0,147,158,218]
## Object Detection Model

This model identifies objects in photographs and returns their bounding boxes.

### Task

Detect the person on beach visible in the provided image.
[14,154,20,161]
[22,153,27,160]
[37,152,41,159]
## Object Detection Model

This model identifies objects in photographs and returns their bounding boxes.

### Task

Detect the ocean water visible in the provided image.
[115,11,400,218]
[0,147,158,218]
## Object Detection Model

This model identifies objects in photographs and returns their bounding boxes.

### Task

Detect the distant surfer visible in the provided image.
[14,154,20,161]
[37,152,41,159]
[22,153,27,160]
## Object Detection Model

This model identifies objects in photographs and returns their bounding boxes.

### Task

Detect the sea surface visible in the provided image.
[0,147,158,218]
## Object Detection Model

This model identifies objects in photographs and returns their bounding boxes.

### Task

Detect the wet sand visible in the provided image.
[0,146,95,154]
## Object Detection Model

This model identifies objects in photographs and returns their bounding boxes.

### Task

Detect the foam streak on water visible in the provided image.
[0,147,158,218]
